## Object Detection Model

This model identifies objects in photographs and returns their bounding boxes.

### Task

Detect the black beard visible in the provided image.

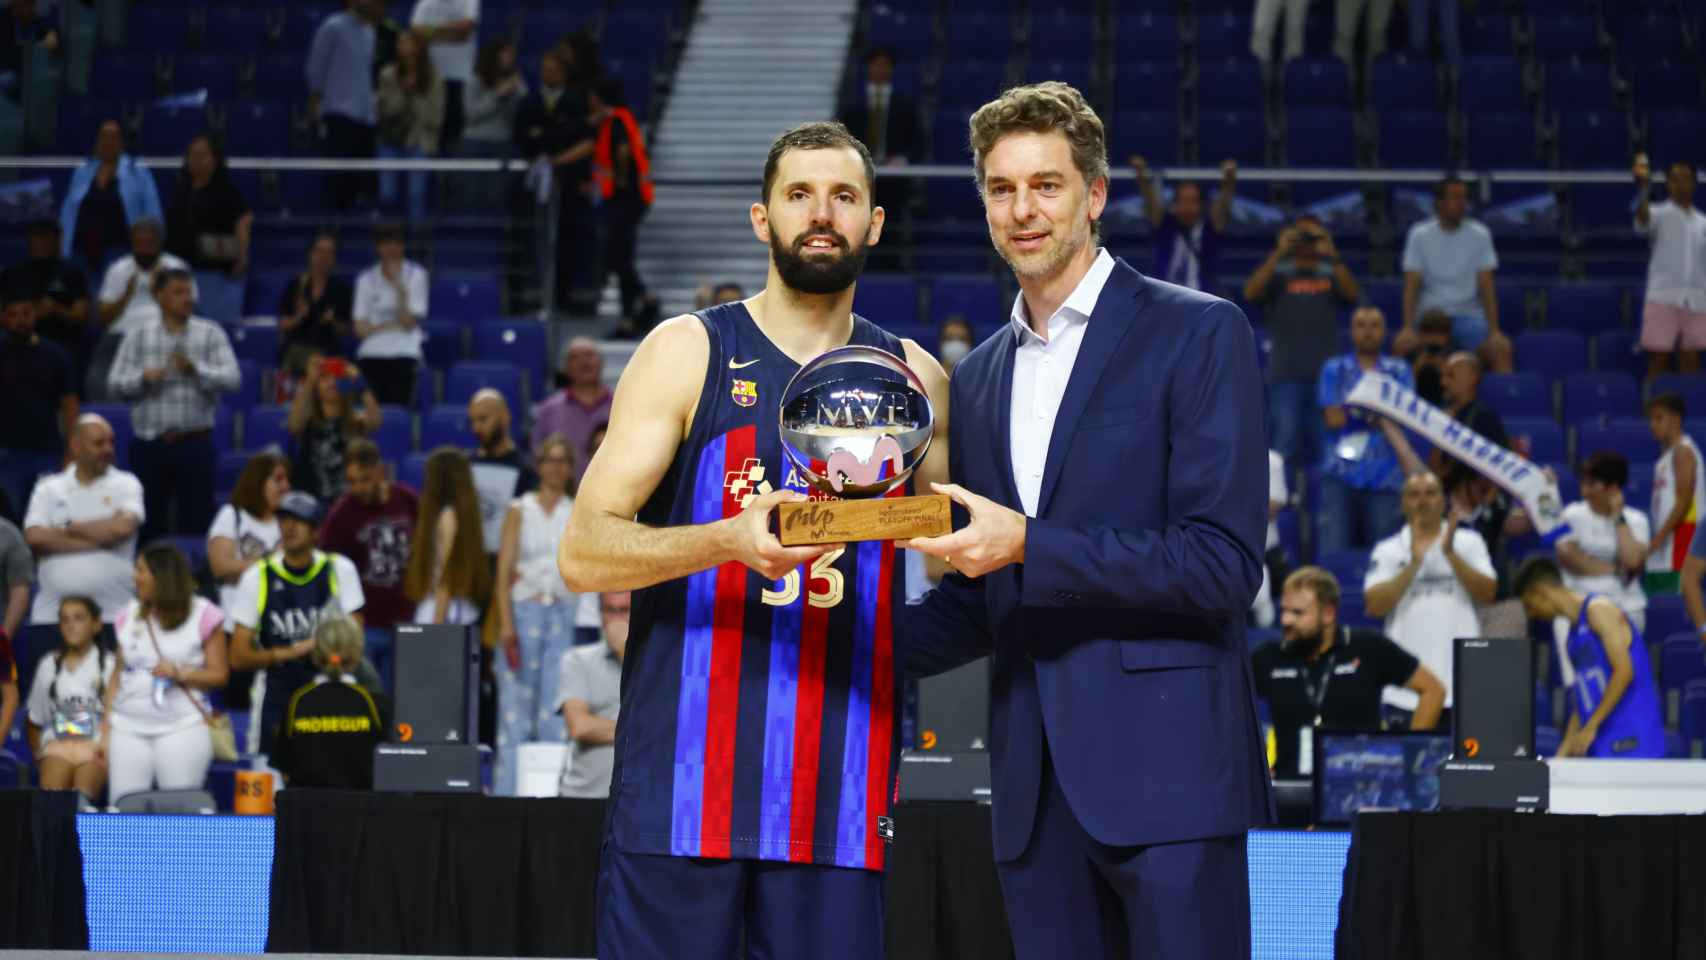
[1282,626,1328,655]
[770,228,868,296]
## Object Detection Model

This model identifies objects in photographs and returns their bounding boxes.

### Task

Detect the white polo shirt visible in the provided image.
[411,0,479,83]
[1364,524,1495,707]
[23,464,146,624]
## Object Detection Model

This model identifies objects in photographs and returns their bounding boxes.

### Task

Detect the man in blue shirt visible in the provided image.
[306,0,383,211]
[1317,305,1411,555]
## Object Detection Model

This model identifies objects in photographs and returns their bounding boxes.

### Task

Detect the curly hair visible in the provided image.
[967,81,1109,200]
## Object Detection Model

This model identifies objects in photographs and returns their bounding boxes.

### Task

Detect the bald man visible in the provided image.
[529,337,611,477]
[468,388,539,554]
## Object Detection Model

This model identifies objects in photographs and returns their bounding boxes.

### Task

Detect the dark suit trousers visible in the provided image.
[998,737,1251,960]
[131,431,214,543]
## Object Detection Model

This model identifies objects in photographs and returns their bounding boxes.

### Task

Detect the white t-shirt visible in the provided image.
[511,491,574,602]
[411,0,479,83]
[1558,501,1650,623]
[1401,217,1499,322]
[1364,525,1496,707]
[98,253,197,337]
[111,597,226,735]
[227,551,366,632]
[1648,436,1705,573]
[23,465,146,625]
[206,504,283,620]
[352,261,429,360]
[26,647,118,744]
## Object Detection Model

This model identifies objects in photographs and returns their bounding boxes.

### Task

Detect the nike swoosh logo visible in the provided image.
[729,358,762,369]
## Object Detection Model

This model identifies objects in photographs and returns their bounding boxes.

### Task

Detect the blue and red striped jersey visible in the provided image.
[607,302,909,871]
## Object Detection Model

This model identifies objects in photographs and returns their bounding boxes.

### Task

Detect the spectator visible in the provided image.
[1252,567,1445,777]
[1244,214,1360,468]
[1131,155,1236,292]
[58,119,163,267]
[0,0,58,102]
[288,356,380,502]
[376,27,444,225]
[1,283,77,518]
[710,281,745,306]
[937,316,973,374]
[493,434,577,795]
[277,232,354,384]
[1399,308,1454,406]
[1644,392,1703,595]
[1397,176,1512,373]
[89,218,195,400]
[593,79,659,338]
[307,0,383,211]
[162,135,251,324]
[1363,471,1496,708]
[269,615,390,789]
[587,421,607,460]
[1316,306,1412,555]
[468,388,537,554]
[512,48,596,313]
[1558,451,1651,631]
[320,438,417,691]
[103,543,229,802]
[1408,0,1461,64]
[529,337,609,476]
[0,219,91,377]
[25,595,113,805]
[107,268,239,542]
[352,222,427,406]
[206,452,289,618]
[0,627,12,755]
[409,0,477,150]
[22,414,142,680]
[1634,156,1706,378]
[456,40,527,210]
[836,47,922,168]
[1251,449,1291,628]
[1251,0,1309,73]
[1514,556,1665,758]
[225,491,365,757]
[1334,0,1394,71]
[557,589,628,799]
[404,446,491,626]
[0,515,29,640]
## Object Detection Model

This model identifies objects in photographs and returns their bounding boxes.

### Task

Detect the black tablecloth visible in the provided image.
[1337,810,1706,960]
[0,789,89,949]
[267,792,1013,957]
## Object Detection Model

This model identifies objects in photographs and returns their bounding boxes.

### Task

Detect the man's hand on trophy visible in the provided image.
[907,482,1025,578]
[727,488,838,579]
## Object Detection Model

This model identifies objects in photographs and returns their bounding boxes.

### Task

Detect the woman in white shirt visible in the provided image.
[1557,451,1651,630]
[100,544,230,802]
[207,451,290,616]
[405,447,492,626]
[492,435,579,794]
[352,222,429,407]
[26,596,118,804]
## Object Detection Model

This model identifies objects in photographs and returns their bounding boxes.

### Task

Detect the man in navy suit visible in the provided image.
[902,82,1274,959]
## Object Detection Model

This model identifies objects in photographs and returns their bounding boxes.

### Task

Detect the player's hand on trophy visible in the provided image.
[728,488,837,579]
[907,482,1025,578]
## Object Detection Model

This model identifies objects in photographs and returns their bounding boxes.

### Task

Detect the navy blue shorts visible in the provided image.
[596,844,885,960]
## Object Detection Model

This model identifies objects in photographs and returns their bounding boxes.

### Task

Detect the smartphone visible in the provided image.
[322,357,349,379]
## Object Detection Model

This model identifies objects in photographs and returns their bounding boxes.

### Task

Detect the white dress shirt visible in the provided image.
[352,260,429,360]
[1636,201,1706,311]
[1007,248,1116,517]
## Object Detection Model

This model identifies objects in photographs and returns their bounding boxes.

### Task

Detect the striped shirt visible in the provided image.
[107,315,240,439]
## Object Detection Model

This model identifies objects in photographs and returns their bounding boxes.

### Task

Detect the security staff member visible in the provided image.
[271,617,389,789]
[1251,566,1447,777]
[227,492,365,756]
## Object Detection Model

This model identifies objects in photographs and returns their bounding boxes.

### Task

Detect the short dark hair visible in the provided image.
[345,436,382,467]
[1580,450,1629,489]
[1646,392,1686,418]
[712,281,745,300]
[1435,174,1469,199]
[373,221,406,246]
[760,121,876,206]
[59,595,101,622]
[1513,555,1564,598]
[864,46,895,64]
[153,267,193,293]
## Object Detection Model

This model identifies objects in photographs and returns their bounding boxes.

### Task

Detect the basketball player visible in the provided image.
[557,121,949,958]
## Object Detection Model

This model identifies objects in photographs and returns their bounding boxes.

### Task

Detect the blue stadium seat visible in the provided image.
[445,362,524,414]
[213,406,235,454]
[1504,417,1565,463]
[141,103,210,156]
[1338,586,1380,631]
[1544,58,1616,112]
[126,5,203,58]
[228,325,279,366]
[1531,16,1600,59]
[929,275,1004,329]
[602,14,668,61]
[866,6,933,58]
[1197,58,1264,109]
[1661,633,1706,697]
[852,274,920,326]
[1648,593,1691,650]
[1560,372,1640,424]
[372,405,413,457]
[1646,110,1706,170]
[944,12,1016,60]
[226,101,292,157]
[937,60,1008,107]
[244,270,294,317]
[1456,58,1526,113]
[230,360,264,411]
[206,6,267,54]
[519,11,596,57]
[1571,184,1636,232]
[1575,417,1658,465]
[1318,548,1370,588]
[91,53,161,101]
[431,274,501,327]
[398,451,431,490]
[244,406,292,454]
[421,405,472,451]
[82,404,133,467]
[1286,107,1355,167]
[1028,12,1094,62]
[1647,374,1706,414]
[1497,284,1527,330]
[1370,54,1437,110]
[1624,461,1654,511]
[419,321,464,369]
[1378,109,1450,169]
[1106,107,1179,165]
[1023,58,1092,92]
[1546,462,1579,505]
[1113,12,1179,62]
[277,4,339,52]
[1482,373,1552,419]
[1195,12,1252,61]
[1284,58,1351,107]
[929,106,976,164]
[1463,112,1536,168]
[1630,60,1703,111]
[1547,283,1624,334]
[171,54,239,95]
[1461,15,1513,56]
[473,321,548,399]
[1618,14,1688,63]
[1557,110,1629,168]
[1684,681,1706,753]
[253,53,306,100]
[1197,109,1267,164]
[1362,280,1403,325]
[216,450,252,492]
[1516,329,1588,374]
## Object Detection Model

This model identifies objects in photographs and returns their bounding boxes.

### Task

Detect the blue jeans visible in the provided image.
[0,449,61,521]
[1409,0,1461,63]
[363,626,394,697]
[1450,311,1489,351]
[1267,380,1320,469]
[193,271,247,324]
[493,597,577,796]
[1315,474,1402,557]
[378,144,430,224]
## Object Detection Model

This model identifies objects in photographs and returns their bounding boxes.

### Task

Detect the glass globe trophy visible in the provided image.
[776,345,951,545]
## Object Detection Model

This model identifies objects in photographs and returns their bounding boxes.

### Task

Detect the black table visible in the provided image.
[267,791,1014,958]
[1337,810,1706,960]
[0,789,89,949]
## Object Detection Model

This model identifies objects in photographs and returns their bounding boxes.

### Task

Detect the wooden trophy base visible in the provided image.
[777,494,952,546]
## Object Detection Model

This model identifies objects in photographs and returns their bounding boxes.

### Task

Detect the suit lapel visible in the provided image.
[1034,259,1146,517]
[991,326,1024,510]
